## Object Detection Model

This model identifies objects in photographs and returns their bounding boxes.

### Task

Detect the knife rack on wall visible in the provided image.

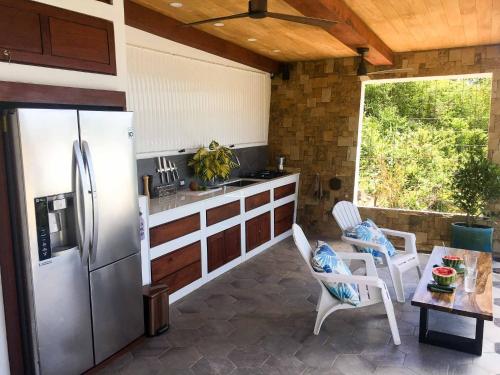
[154,156,180,197]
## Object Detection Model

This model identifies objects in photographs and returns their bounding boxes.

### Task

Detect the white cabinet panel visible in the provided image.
[126,45,271,158]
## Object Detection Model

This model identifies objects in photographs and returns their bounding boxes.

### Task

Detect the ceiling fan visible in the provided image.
[182,0,340,28]
[356,48,414,79]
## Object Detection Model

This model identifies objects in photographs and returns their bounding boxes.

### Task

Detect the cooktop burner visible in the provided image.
[244,170,288,180]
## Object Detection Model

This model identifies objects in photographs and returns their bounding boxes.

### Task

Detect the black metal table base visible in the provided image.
[418,308,484,355]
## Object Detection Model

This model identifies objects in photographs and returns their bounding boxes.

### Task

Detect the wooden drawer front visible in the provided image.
[206,200,240,226]
[246,212,271,252]
[274,202,295,236]
[151,242,201,283]
[274,183,296,200]
[150,213,200,248]
[157,261,201,294]
[0,4,42,54]
[245,191,270,212]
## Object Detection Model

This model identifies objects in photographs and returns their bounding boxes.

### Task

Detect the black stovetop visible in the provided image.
[243,169,288,180]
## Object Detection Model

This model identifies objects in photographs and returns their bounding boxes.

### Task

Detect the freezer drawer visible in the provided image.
[90,253,144,364]
[35,249,94,375]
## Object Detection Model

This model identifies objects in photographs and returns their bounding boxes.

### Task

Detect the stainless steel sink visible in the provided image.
[222,179,260,188]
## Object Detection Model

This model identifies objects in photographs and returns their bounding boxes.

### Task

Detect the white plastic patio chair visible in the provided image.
[332,201,422,303]
[292,224,401,345]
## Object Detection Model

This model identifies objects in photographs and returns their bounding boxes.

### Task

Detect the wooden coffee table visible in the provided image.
[411,246,493,355]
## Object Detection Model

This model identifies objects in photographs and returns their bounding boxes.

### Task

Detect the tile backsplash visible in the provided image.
[136,145,269,195]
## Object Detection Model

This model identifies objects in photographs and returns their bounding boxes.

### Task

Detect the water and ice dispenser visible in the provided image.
[34,193,77,262]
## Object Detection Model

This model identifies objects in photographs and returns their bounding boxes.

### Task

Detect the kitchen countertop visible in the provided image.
[148,172,299,215]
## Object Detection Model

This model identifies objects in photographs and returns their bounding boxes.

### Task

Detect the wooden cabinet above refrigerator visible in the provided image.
[0,0,116,75]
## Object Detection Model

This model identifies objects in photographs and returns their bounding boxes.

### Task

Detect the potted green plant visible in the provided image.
[450,151,500,252]
[188,140,238,189]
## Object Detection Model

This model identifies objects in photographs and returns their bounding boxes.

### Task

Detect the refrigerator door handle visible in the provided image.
[73,141,91,264]
[82,141,99,264]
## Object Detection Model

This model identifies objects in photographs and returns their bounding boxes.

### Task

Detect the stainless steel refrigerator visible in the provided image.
[6,109,144,374]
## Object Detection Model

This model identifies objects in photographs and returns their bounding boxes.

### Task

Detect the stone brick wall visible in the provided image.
[269,45,500,255]
[358,207,494,252]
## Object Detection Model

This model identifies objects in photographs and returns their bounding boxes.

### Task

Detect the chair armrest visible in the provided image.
[314,272,385,289]
[336,252,378,277]
[340,235,389,256]
[379,228,417,254]
[379,228,415,240]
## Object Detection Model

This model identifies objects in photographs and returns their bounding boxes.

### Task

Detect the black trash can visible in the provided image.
[142,284,169,336]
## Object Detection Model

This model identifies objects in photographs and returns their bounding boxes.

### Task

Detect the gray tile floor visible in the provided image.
[99,238,500,375]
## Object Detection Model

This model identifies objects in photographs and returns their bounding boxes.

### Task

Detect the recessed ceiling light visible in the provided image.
[247,38,257,42]
[214,22,225,27]
[273,49,281,53]
[169,2,183,8]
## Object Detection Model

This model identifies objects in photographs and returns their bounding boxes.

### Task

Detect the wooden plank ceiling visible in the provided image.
[341,0,500,52]
[131,0,500,63]
[130,0,355,62]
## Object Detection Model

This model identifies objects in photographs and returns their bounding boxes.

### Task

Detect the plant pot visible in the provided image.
[451,222,493,252]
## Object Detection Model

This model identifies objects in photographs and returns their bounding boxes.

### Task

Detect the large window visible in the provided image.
[356,75,492,213]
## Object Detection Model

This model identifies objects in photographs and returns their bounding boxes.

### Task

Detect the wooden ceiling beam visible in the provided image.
[124,0,281,74]
[283,0,394,65]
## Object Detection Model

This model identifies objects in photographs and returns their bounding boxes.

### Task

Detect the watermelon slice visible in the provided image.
[442,255,464,269]
[432,266,457,286]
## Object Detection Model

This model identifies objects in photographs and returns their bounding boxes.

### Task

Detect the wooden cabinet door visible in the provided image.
[246,212,270,252]
[224,225,241,263]
[274,202,295,236]
[207,225,241,273]
[207,231,225,273]
[47,16,114,70]
[0,0,116,75]
[0,3,43,57]
[260,212,271,245]
[245,215,260,252]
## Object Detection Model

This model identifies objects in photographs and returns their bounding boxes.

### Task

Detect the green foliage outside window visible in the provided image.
[358,77,492,213]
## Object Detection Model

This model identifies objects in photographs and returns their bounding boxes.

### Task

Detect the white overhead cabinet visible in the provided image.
[126,40,271,158]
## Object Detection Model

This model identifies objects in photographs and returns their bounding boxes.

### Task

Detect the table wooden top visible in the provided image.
[411,246,493,321]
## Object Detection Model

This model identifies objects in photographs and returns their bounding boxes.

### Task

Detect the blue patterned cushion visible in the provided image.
[311,242,360,306]
[345,219,396,264]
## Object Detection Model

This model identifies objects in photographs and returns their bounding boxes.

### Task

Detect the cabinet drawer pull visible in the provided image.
[2,50,11,63]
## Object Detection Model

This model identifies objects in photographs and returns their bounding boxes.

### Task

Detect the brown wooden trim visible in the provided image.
[283,0,393,66]
[0,116,24,375]
[0,81,126,108]
[123,0,281,74]
[83,335,144,375]
[0,81,126,374]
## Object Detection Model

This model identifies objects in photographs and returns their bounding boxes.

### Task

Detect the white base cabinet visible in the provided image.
[140,173,299,304]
